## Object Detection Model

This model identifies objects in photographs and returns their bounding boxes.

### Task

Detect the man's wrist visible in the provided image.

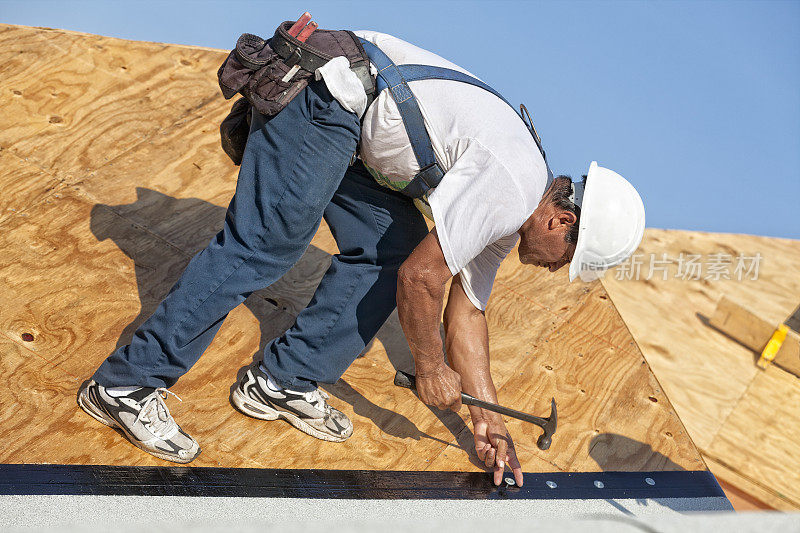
[470,406,502,424]
[413,351,446,377]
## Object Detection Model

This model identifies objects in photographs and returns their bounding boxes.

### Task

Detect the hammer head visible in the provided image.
[535,398,558,450]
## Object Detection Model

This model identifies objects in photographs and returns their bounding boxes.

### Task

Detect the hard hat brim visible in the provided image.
[569,162,599,282]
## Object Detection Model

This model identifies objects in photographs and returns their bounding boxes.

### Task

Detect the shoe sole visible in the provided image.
[230,387,350,443]
[77,387,200,464]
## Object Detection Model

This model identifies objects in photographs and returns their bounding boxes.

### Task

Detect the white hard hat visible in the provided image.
[568,161,645,282]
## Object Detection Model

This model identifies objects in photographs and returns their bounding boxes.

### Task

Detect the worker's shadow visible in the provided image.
[90,187,294,361]
[90,187,479,466]
[323,326,481,468]
[589,433,692,514]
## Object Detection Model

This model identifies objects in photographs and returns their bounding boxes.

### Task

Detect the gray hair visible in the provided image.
[543,175,584,244]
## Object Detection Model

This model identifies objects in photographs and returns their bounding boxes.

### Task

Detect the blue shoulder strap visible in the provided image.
[358,39,443,199]
[358,38,550,199]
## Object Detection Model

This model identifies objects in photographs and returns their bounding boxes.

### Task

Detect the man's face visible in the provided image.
[517,207,577,273]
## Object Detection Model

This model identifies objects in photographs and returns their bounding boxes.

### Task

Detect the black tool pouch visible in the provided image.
[218,30,314,118]
[217,21,375,165]
[219,97,252,166]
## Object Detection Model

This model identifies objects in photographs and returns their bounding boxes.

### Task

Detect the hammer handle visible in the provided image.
[394,370,548,426]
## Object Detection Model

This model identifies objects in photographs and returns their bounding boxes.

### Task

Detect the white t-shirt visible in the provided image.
[318,31,549,310]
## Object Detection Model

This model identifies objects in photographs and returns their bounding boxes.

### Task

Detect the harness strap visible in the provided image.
[397,64,550,172]
[359,38,551,199]
[359,39,444,198]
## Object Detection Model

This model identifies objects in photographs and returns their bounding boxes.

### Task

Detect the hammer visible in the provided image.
[394,370,557,450]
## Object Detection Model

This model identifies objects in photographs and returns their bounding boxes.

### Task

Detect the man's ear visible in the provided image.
[558,211,577,227]
[548,210,577,230]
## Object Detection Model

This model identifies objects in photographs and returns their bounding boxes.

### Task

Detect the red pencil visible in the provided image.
[296,21,318,42]
[287,12,312,37]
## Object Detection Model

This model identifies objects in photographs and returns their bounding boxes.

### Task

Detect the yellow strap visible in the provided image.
[757,323,789,369]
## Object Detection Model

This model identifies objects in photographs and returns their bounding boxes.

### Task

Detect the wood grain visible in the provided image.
[427,284,704,474]
[0,150,67,226]
[0,24,225,183]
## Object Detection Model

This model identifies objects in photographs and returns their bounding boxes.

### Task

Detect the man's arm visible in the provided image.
[396,229,462,412]
[444,274,524,486]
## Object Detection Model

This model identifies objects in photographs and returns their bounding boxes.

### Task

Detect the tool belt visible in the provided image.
[217,21,375,165]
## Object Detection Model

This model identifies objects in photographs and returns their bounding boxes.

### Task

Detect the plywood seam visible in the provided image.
[71,189,288,320]
[706,367,760,452]
[93,198,194,262]
[72,194,292,336]
[702,450,798,507]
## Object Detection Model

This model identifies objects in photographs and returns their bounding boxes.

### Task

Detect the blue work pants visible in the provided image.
[93,80,428,392]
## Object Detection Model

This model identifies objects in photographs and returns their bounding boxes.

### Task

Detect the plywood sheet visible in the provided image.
[707,366,800,508]
[0,187,460,469]
[0,24,224,182]
[602,228,800,508]
[601,230,800,449]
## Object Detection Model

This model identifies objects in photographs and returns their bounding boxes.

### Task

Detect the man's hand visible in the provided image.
[473,413,524,486]
[416,363,463,411]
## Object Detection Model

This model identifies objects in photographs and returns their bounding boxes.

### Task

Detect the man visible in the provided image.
[78,29,644,486]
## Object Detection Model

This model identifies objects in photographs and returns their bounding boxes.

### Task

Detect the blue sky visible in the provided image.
[3,1,798,239]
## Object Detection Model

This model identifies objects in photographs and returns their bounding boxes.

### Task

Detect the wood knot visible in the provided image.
[21,333,34,342]
[180,59,192,66]
[49,115,63,124]
[648,396,658,403]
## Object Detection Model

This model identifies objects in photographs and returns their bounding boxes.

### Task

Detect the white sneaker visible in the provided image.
[78,380,200,463]
[231,366,353,442]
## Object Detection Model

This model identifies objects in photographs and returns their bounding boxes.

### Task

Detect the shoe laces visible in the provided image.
[134,388,182,438]
[302,388,331,415]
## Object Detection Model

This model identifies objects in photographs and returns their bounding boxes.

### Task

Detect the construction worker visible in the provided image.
[78,29,645,487]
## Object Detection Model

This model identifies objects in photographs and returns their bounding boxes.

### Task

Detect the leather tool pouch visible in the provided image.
[218,21,375,165]
[219,97,252,166]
